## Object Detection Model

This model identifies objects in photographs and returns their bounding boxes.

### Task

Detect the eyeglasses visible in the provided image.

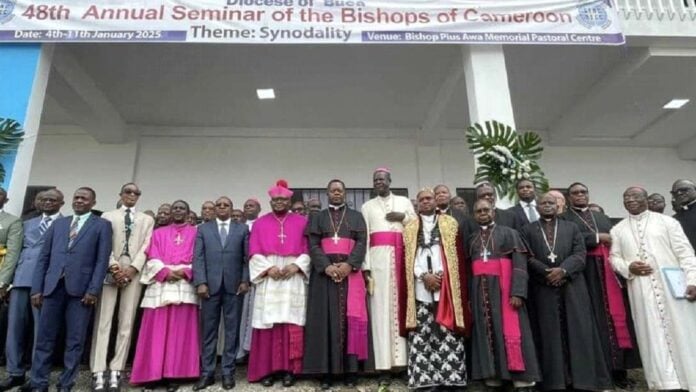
[123,189,142,196]
[671,187,693,195]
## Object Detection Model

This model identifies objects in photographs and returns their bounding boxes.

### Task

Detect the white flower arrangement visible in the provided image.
[466,120,549,200]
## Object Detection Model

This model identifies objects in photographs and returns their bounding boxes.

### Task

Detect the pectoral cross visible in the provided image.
[332,233,340,245]
[548,252,557,264]
[174,233,183,246]
[278,231,286,244]
[480,248,491,262]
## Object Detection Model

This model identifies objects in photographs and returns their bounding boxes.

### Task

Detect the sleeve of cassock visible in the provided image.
[346,212,367,270]
[559,223,586,279]
[308,214,331,273]
[519,226,549,279]
[609,224,634,280]
[508,230,529,299]
[361,204,371,271]
[666,216,696,286]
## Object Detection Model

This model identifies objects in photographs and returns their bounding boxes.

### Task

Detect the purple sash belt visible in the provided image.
[472,258,525,371]
[321,237,368,360]
[588,245,633,349]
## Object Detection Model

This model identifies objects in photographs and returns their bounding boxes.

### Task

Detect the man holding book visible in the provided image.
[610,186,696,392]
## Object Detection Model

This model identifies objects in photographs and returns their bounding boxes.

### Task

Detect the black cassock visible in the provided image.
[467,224,541,383]
[302,206,374,375]
[561,209,641,375]
[495,208,518,230]
[674,202,696,250]
[520,219,612,391]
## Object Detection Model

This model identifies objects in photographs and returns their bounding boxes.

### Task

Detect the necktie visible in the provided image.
[220,223,228,247]
[125,209,133,241]
[123,209,133,256]
[39,216,52,236]
[527,203,539,222]
[69,217,79,247]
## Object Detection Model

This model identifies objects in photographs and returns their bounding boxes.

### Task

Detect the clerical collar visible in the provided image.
[329,204,345,210]
[541,216,556,223]
[571,206,589,212]
[480,222,495,230]
[629,210,650,220]
[683,199,696,211]
[437,206,449,214]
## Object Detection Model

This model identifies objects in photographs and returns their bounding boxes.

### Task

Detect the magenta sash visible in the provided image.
[472,258,526,372]
[320,237,368,360]
[588,245,633,349]
[369,231,407,336]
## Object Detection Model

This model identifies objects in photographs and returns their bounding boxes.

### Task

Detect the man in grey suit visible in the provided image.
[0,189,62,391]
[193,196,249,390]
[90,183,154,392]
[0,186,24,298]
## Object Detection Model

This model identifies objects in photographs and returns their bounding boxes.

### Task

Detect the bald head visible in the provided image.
[671,179,696,208]
[201,200,216,222]
[476,183,496,206]
[623,186,648,215]
[243,198,261,220]
[648,193,666,213]
[547,190,566,214]
[473,199,494,225]
[434,184,452,209]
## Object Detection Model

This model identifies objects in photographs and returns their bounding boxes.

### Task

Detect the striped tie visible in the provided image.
[39,216,52,236]
[68,217,79,247]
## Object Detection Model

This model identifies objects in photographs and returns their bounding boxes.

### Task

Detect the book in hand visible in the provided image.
[662,267,687,299]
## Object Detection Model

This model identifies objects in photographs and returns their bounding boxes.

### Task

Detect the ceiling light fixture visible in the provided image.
[663,98,689,110]
[256,89,275,100]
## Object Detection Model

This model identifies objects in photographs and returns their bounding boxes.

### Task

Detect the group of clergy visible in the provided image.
[0,171,694,392]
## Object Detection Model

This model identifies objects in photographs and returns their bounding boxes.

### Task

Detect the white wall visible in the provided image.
[28,129,138,212]
[28,127,696,218]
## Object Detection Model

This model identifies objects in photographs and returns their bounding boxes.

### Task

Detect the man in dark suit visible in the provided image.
[193,196,249,390]
[508,179,538,230]
[476,182,518,229]
[0,189,64,391]
[24,187,112,392]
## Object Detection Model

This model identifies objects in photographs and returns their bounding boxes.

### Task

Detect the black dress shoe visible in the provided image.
[281,373,295,388]
[320,376,332,390]
[514,387,534,392]
[344,374,357,388]
[222,375,235,390]
[261,376,274,387]
[165,383,179,392]
[192,376,215,391]
[0,376,26,391]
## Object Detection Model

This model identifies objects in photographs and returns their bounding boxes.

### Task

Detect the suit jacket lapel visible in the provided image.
[209,222,223,249]
[223,223,237,249]
[69,214,96,249]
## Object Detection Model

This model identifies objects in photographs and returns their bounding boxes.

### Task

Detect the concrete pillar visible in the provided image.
[0,43,54,215]
[462,45,516,207]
